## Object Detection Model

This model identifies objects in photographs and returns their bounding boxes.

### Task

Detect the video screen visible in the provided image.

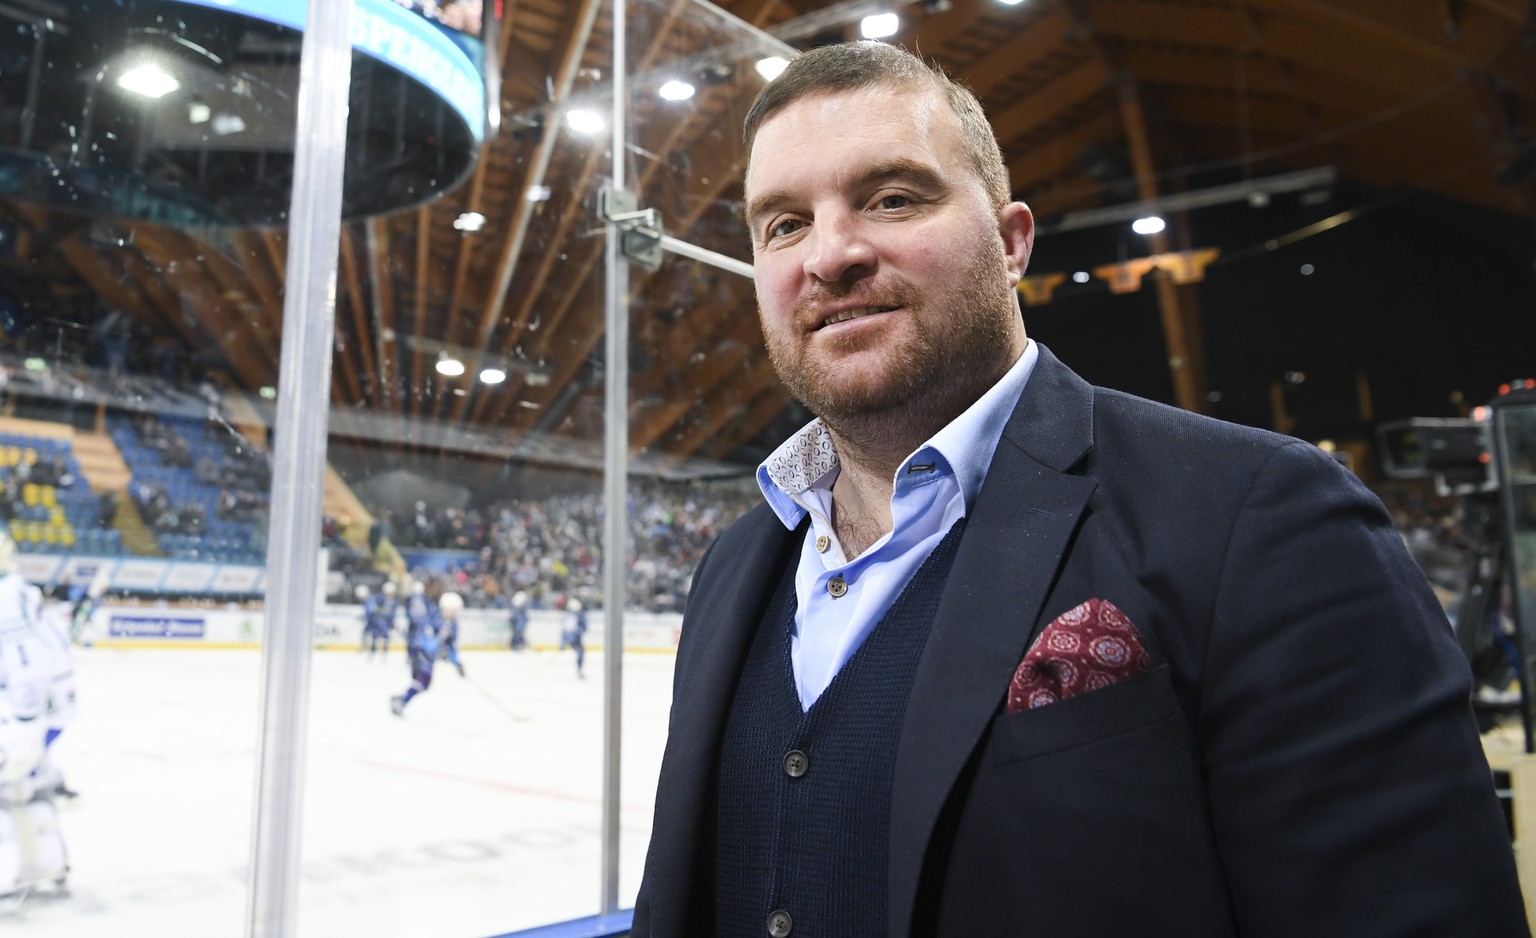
[390,0,485,66]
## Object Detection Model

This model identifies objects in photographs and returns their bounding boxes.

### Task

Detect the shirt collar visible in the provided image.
[755,339,1038,530]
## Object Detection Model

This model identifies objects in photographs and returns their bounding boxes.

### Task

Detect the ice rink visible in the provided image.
[2,642,677,938]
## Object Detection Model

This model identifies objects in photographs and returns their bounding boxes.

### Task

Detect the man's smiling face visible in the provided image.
[745,83,1032,435]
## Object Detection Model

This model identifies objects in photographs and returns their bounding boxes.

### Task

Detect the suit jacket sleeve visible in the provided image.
[1198,439,1525,935]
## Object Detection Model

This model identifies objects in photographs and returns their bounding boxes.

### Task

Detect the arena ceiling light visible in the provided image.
[117,62,180,99]
[566,108,605,135]
[860,12,900,38]
[755,56,790,81]
[1131,216,1167,235]
[453,212,486,232]
[479,367,507,385]
[435,357,466,377]
[658,79,696,102]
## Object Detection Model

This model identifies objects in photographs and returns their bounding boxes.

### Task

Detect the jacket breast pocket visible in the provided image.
[991,664,1181,765]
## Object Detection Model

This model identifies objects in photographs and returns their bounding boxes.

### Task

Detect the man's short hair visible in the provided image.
[742,41,1010,210]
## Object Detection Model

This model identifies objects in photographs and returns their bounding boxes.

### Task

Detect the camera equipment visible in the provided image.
[1377,417,1495,495]
[1380,383,1536,749]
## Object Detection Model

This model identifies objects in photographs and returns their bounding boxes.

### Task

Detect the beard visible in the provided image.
[761,244,1020,444]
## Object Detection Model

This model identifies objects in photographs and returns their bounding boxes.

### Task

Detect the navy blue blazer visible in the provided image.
[633,344,1528,937]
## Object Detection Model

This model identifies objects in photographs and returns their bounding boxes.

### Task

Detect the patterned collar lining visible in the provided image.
[761,418,838,499]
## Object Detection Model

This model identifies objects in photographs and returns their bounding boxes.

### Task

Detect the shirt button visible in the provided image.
[783,749,808,778]
[768,909,793,937]
[827,575,847,598]
[815,534,830,553]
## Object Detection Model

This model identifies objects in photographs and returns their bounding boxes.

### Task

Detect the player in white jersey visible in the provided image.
[0,532,69,897]
[35,579,78,800]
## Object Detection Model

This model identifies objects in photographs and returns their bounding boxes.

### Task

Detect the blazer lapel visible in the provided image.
[645,504,800,935]
[888,344,1099,937]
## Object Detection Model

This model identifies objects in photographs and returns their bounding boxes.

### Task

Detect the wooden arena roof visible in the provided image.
[4,0,1535,481]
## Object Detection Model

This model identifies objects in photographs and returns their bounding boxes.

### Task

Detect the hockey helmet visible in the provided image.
[354,584,370,601]
[438,591,464,617]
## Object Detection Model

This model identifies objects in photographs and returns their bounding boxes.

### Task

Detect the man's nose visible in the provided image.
[803,214,875,283]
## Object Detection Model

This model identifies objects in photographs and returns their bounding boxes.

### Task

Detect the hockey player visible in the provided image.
[402,579,433,650]
[562,598,588,680]
[0,533,68,896]
[507,590,529,651]
[33,579,77,801]
[390,590,465,716]
[434,590,465,677]
[360,581,399,660]
[67,571,108,645]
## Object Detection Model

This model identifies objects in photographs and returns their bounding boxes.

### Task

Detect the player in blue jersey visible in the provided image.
[402,579,433,649]
[360,581,399,660]
[390,591,464,715]
[507,590,529,651]
[562,598,588,680]
[434,590,465,677]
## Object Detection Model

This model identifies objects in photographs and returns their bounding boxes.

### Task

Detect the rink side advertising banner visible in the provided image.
[17,554,265,596]
[107,614,208,640]
[77,604,685,652]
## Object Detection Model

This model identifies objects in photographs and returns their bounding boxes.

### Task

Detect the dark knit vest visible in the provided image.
[711,520,966,938]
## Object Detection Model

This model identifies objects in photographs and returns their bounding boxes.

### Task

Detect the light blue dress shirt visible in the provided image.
[756,340,1039,710]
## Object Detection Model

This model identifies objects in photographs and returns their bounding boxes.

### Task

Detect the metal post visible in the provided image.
[243,0,353,935]
[600,0,629,918]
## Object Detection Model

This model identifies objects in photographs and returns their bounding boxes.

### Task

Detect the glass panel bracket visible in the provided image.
[599,185,663,270]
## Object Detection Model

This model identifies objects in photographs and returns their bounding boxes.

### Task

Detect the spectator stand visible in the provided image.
[108,410,267,565]
[0,416,119,556]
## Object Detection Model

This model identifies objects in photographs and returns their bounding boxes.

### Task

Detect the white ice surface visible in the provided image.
[1,643,674,937]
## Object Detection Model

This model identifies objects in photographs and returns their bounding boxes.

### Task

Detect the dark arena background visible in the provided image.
[2,1,1536,935]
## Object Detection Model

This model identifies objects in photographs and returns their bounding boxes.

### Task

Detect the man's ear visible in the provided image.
[999,202,1036,285]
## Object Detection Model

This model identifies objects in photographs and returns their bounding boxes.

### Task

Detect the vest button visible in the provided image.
[826,575,847,598]
[767,909,793,937]
[815,534,830,553]
[783,749,809,778]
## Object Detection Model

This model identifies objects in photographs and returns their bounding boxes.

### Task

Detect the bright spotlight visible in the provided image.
[1131,215,1166,235]
[566,109,605,135]
[860,13,900,38]
[755,56,790,81]
[1072,271,1091,284]
[453,212,486,232]
[479,368,507,385]
[658,79,696,102]
[118,63,180,99]
[436,358,466,377]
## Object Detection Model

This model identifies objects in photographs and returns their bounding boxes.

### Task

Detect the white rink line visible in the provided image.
[3,645,675,938]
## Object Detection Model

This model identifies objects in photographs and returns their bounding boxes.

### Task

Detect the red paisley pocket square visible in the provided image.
[1007,598,1151,713]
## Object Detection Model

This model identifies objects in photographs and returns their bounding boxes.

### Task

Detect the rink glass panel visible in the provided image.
[0,0,792,934]
[302,0,787,935]
[0,0,303,933]
[1495,399,1536,743]
[614,0,793,913]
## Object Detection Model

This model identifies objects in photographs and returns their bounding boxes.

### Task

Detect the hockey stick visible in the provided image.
[459,671,533,723]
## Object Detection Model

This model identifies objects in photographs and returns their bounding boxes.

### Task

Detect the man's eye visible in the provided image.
[769,219,803,238]
[875,194,911,211]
